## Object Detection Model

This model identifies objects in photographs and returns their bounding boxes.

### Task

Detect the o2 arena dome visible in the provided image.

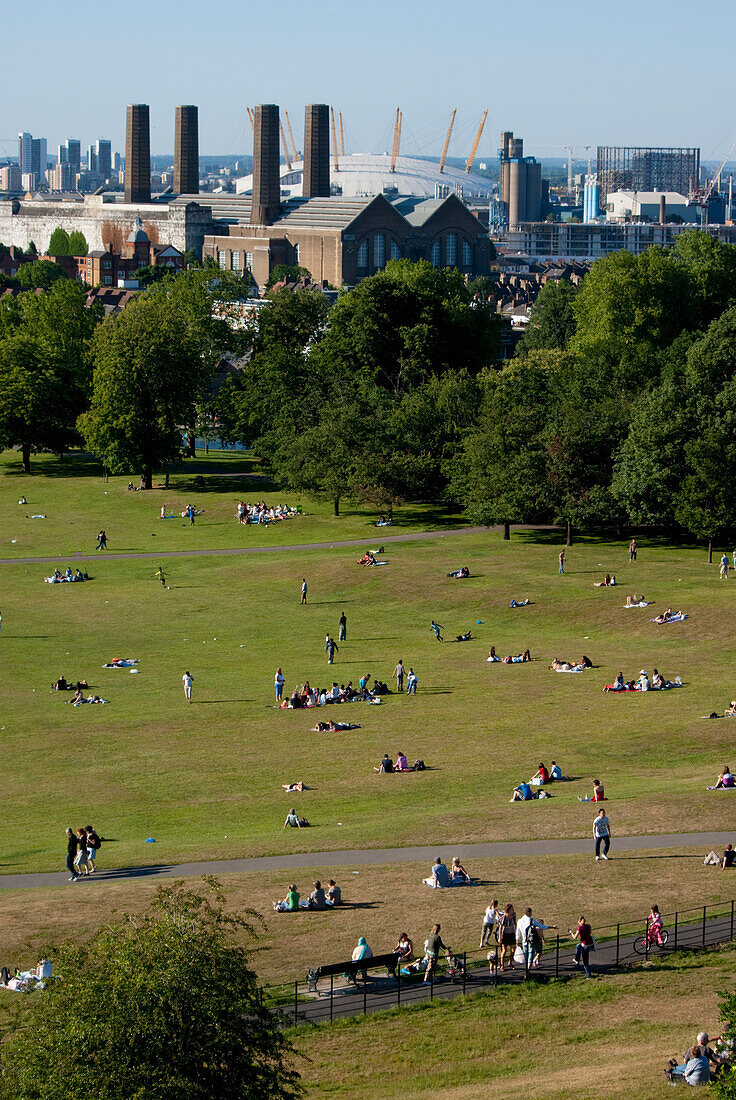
[235,152,495,201]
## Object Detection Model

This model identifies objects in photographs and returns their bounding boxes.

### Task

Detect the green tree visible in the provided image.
[517,279,578,356]
[0,280,101,471]
[15,259,67,289]
[79,282,225,487]
[67,229,88,256]
[0,879,299,1100]
[47,227,71,256]
[310,258,500,395]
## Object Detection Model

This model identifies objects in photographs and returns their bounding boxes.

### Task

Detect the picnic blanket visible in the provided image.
[554,664,586,673]
[624,601,650,608]
[44,575,87,584]
[650,612,687,624]
[102,658,138,668]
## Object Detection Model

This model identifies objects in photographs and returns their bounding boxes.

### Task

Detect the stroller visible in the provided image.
[447,954,466,983]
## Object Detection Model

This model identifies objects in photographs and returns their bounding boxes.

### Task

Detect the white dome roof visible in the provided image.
[236,153,494,200]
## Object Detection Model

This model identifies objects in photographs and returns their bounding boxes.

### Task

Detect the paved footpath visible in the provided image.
[0,525,490,567]
[0,831,731,891]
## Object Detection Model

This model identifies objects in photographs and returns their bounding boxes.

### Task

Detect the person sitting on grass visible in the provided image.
[394,932,414,962]
[53,676,68,692]
[708,766,735,790]
[665,1045,711,1085]
[424,856,451,888]
[722,845,736,869]
[450,856,472,884]
[274,884,301,912]
[550,761,563,780]
[487,647,500,662]
[447,567,470,578]
[653,607,675,624]
[593,574,612,587]
[395,752,413,772]
[283,807,308,829]
[510,781,533,802]
[549,657,573,671]
[625,593,647,607]
[309,881,327,909]
[375,753,394,773]
[530,763,549,785]
[326,879,341,905]
[578,779,606,802]
[726,701,736,716]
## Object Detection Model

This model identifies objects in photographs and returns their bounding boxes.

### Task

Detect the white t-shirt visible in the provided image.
[275,673,284,686]
[483,906,497,926]
[182,674,193,688]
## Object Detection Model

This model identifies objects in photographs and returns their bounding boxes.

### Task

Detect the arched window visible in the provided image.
[390,238,402,261]
[293,243,300,263]
[357,240,368,268]
[462,239,473,267]
[445,233,457,267]
[373,234,385,269]
[430,239,441,267]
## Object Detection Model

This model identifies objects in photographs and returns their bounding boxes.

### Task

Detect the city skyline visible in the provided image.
[2,0,734,163]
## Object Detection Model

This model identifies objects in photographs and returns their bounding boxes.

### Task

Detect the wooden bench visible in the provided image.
[306,952,401,993]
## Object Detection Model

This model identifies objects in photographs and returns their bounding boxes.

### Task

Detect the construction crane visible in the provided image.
[390,108,402,172]
[439,108,456,174]
[246,107,254,132]
[283,110,298,162]
[465,109,488,172]
[279,117,293,170]
[330,107,340,172]
[338,111,346,158]
[701,134,736,206]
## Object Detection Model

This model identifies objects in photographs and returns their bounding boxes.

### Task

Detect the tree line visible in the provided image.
[2,232,736,552]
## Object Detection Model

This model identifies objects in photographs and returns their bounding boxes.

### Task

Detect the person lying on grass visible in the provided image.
[593,574,617,587]
[509,598,531,607]
[447,567,470,578]
[455,630,472,642]
[550,656,590,672]
[282,781,309,792]
[653,607,682,624]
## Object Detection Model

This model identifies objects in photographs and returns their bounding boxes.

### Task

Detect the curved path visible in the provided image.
[0,525,490,567]
[0,830,729,891]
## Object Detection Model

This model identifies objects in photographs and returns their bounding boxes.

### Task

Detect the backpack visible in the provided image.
[414,759,425,771]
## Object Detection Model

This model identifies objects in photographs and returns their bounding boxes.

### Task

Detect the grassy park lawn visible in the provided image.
[293,943,736,1099]
[1,450,735,875]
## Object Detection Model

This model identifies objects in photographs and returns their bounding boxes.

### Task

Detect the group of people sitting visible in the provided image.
[236,500,298,525]
[44,567,89,584]
[374,752,424,773]
[487,647,531,663]
[651,607,686,624]
[510,762,564,801]
[704,843,736,868]
[624,593,649,607]
[1,959,52,993]
[664,1029,732,1084]
[603,669,681,692]
[357,549,385,566]
[593,574,617,587]
[447,567,470,579]
[550,655,592,672]
[274,879,342,911]
[423,856,474,888]
[52,676,88,692]
[282,680,381,709]
[375,516,393,527]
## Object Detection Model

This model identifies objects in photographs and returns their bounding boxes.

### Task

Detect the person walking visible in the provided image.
[423,923,451,985]
[74,827,89,877]
[406,668,418,695]
[301,578,308,605]
[65,827,79,882]
[182,670,194,703]
[720,553,729,581]
[570,916,595,978]
[558,549,565,574]
[155,567,167,588]
[629,537,637,563]
[393,660,405,692]
[85,825,101,873]
[274,667,285,703]
[594,808,611,860]
[96,530,108,551]
[430,620,443,642]
[338,611,347,642]
[325,636,338,664]
[480,899,501,948]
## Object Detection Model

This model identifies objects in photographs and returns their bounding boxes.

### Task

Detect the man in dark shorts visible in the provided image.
[65,827,79,881]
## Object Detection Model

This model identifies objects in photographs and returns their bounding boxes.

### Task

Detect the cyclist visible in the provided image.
[647,904,666,946]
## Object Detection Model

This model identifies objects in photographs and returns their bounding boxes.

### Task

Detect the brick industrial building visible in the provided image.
[200,103,492,285]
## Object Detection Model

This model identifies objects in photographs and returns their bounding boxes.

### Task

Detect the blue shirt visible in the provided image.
[432,862,450,887]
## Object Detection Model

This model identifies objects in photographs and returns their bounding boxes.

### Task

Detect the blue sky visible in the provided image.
[2,0,734,164]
